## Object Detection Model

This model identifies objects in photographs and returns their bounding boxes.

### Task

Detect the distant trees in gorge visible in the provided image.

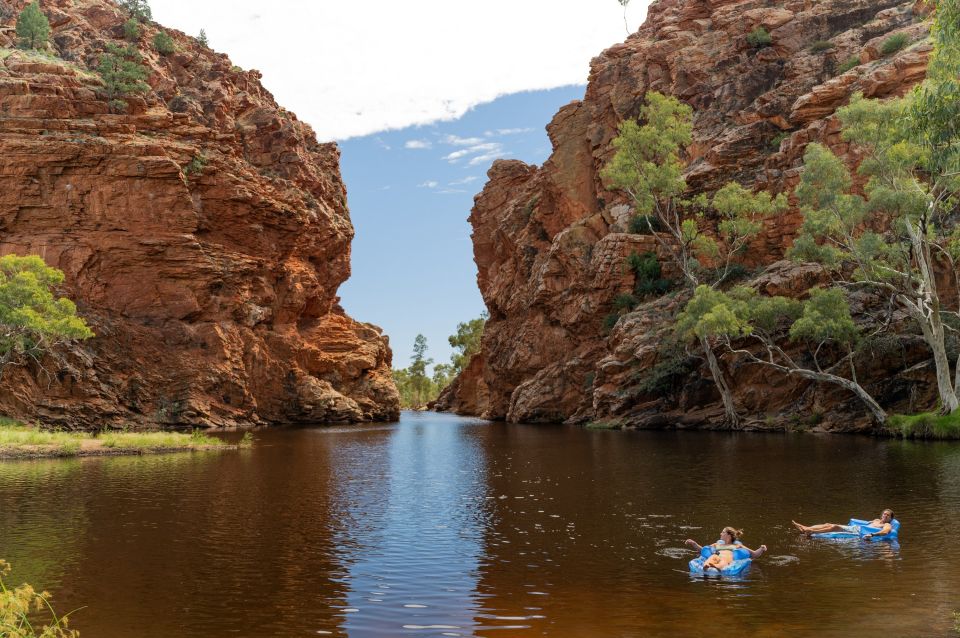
[393,315,487,409]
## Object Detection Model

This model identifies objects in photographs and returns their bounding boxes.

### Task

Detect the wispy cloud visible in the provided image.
[444,134,486,146]
[485,127,533,136]
[468,151,506,166]
[404,139,432,149]
[418,180,439,188]
[449,175,479,185]
[443,141,505,164]
[437,188,468,195]
[443,149,472,162]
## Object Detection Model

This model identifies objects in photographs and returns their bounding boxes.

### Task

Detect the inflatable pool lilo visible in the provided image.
[688,543,753,577]
[811,518,901,541]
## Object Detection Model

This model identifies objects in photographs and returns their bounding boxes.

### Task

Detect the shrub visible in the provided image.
[634,346,698,396]
[880,33,909,56]
[628,214,663,234]
[0,559,79,637]
[770,131,790,150]
[198,28,208,47]
[837,55,861,74]
[602,313,620,333]
[97,44,149,100]
[15,1,49,50]
[184,152,208,177]
[153,31,175,55]
[123,18,140,41]
[747,27,772,49]
[810,40,835,53]
[118,0,152,22]
[626,251,672,298]
[613,292,638,312]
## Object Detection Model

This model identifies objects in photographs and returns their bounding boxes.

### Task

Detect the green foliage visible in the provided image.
[118,0,152,22]
[837,56,861,74]
[0,255,93,373]
[602,312,620,333]
[448,314,486,374]
[887,411,960,439]
[96,44,149,101]
[15,1,50,50]
[809,40,835,53]
[0,559,79,637]
[880,33,909,56]
[184,152,207,178]
[153,30,175,56]
[601,92,692,217]
[626,251,672,298]
[634,344,698,396]
[393,334,435,408]
[123,18,140,42]
[198,29,208,47]
[770,131,790,150]
[747,27,772,49]
[788,288,859,346]
[628,214,663,234]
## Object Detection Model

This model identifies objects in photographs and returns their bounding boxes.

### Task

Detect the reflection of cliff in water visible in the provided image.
[0,438,357,638]
[0,459,89,591]
[469,426,960,636]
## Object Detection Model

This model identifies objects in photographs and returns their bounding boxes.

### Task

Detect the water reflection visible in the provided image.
[1,414,959,636]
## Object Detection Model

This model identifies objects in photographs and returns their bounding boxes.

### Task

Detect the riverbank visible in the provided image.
[0,419,249,459]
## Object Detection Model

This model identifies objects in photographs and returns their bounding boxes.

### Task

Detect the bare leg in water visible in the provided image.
[792,520,846,535]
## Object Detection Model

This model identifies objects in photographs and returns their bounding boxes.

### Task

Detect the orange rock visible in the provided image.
[0,0,399,428]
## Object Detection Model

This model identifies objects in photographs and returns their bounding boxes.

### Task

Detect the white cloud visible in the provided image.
[468,151,507,166]
[495,128,533,136]
[150,1,651,140]
[418,180,439,188]
[444,135,487,146]
[449,176,479,185]
[404,139,432,149]
[442,149,472,162]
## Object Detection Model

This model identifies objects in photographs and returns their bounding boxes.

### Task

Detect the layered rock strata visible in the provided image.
[436,0,935,432]
[0,0,399,428]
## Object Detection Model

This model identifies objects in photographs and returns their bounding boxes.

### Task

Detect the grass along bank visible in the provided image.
[885,411,960,440]
[0,418,251,459]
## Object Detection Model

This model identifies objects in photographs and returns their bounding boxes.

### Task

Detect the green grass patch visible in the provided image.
[0,419,239,458]
[837,55,861,74]
[880,33,909,56]
[810,40,835,53]
[887,411,960,439]
[98,429,223,450]
[585,420,622,430]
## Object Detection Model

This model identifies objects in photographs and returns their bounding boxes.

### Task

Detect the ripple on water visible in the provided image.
[767,555,801,567]
[658,547,692,560]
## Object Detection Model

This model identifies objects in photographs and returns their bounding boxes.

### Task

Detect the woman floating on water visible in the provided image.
[685,527,767,572]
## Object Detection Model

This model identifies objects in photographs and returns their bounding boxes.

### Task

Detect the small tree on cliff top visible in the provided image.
[97,44,150,104]
[15,1,50,51]
[601,91,786,427]
[118,0,152,22]
[0,255,94,378]
[448,313,486,375]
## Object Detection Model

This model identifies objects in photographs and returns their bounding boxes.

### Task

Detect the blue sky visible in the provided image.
[338,86,586,370]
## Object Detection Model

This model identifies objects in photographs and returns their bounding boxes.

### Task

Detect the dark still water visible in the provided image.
[2,411,960,637]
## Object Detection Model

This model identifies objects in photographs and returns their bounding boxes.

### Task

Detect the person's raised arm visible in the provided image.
[744,544,767,558]
[685,539,703,552]
[863,523,892,540]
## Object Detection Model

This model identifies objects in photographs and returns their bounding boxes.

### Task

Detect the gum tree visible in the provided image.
[15,1,49,50]
[602,91,786,426]
[0,255,94,378]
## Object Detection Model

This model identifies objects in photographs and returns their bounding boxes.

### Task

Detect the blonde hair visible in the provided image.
[722,526,743,541]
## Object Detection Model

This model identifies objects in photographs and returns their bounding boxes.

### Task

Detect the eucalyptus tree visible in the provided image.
[602,91,786,426]
[15,1,49,50]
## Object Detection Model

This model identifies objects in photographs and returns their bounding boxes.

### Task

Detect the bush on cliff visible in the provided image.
[123,17,140,42]
[448,314,486,375]
[880,33,909,56]
[96,44,149,103]
[0,255,93,385]
[747,27,772,49]
[153,30,175,55]
[118,0,152,22]
[15,1,49,50]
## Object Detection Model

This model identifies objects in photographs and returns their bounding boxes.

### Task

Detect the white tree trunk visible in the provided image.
[701,336,739,427]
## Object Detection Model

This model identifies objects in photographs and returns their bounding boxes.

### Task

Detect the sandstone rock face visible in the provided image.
[438,0,933,432]
[0,0,399,428]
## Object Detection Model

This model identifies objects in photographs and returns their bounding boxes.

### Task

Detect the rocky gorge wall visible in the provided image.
[0,0,399,428]
[436,0,936,432]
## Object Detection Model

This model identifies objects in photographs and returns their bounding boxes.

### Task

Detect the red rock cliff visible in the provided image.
[437,0,935,431]
[0,0,400,428]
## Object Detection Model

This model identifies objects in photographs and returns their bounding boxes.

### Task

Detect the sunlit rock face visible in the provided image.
[0,0,399,428]
[437,0,934,431]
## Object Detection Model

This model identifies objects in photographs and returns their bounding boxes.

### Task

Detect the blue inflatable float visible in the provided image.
[688,543,752,576]
[811,518,901,541]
